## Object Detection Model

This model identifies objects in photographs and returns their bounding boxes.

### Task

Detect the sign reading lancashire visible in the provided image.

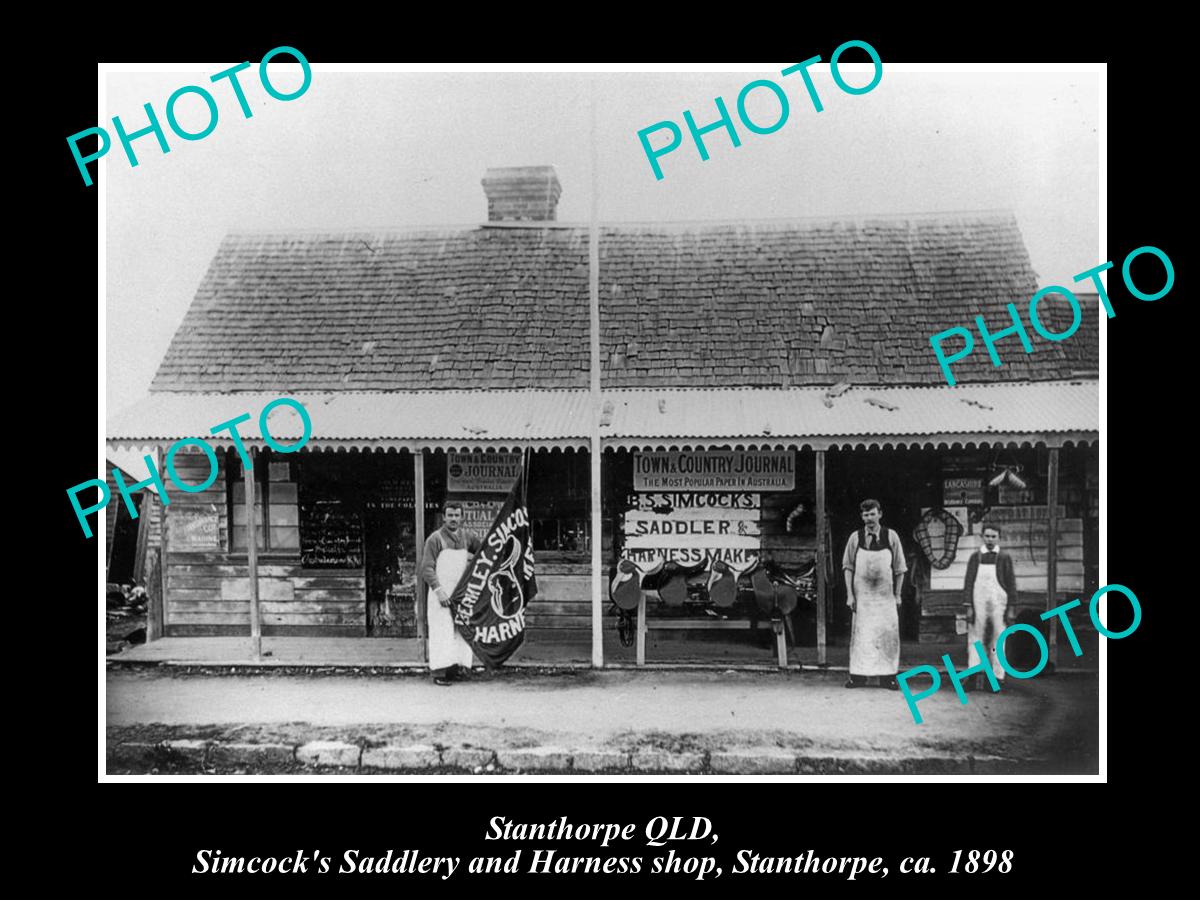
[634,451,795,491]
[447,452,523,493]
[943,477,984,506]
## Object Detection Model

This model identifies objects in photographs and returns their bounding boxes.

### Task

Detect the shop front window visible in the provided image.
[532,517,589,553]
[227,453,299,554]
[528,451,590,558]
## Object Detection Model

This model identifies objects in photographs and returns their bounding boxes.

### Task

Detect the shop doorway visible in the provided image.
[826,448,937,643]
[362,460,419,637]
[297,451,418,637]
[107,492,142,584]
[364,508,418,636]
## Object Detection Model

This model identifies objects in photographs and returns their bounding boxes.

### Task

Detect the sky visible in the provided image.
[104,64,1101,414]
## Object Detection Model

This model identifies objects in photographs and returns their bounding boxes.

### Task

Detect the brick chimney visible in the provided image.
[481,165,562,222]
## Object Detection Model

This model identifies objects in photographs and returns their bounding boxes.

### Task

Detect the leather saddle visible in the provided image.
[609,558,663,611]
[752,558,818,616]
[642,559,710,607]
[706,558,760,609]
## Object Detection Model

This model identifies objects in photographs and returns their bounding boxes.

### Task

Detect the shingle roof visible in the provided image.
[150,215,1098,392]
[152,229,590,391]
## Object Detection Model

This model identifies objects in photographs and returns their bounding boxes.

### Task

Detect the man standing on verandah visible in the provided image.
[419,502,480,686]
[842,499,907,690]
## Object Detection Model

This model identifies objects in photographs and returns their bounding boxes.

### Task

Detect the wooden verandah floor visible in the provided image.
[110,631,1099,670]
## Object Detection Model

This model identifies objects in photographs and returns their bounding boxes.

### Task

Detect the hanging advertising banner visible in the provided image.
[449,468,537,666]
[633,450,794,491]
[447,452,523,493]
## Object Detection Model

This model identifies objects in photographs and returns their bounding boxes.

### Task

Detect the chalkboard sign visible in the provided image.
[300,498,364,568]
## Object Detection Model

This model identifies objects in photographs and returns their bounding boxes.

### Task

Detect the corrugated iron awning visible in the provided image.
[107,382,1100,455]
[599,381,1099,450]
[107,391,592,453]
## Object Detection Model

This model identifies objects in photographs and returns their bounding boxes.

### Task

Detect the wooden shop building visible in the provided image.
[107,166,1099,667]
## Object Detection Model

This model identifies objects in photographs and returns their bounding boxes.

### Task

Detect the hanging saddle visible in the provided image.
[642,559,710,607]
[752,558,818,616]
[706,558,760,609]
[609,558,664,611]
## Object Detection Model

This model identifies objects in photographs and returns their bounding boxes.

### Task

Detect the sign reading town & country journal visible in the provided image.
[633,450,795,491]
[447,452,523,493]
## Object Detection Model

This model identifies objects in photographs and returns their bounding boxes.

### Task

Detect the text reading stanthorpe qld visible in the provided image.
[191,816,1012,881]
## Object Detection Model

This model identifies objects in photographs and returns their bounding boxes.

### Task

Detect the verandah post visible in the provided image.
[414,449,427,664]
[816,449,828,666]
[245,447,262,661]
[589,81,604,668]
[148,447,166,642]
[1046,446,1060,668]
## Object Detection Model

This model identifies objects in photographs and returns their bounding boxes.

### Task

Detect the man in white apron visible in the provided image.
[963,525,1018,691]
[841,499,907,689]
[418,502,481,686]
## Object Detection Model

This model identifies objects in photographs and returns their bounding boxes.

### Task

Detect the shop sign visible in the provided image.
[447,452,523,493]
[172,510,219,549]
[624,546,759,566]
[943,477,984,506]
[461,498,503,535]
[629,492,761,511]
[633,451,794,491]
[623,491,762,566]
[998,486,1036,505]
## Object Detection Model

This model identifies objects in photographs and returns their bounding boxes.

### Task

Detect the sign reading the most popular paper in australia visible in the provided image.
[633,450,795,491]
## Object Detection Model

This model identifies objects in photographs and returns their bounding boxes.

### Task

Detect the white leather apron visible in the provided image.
[429,548,476,670]
[850,541,900,676]
[967,559,1008,680]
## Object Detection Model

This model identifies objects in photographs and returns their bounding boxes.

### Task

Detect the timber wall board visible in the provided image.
[524,572,591,630]
[163,450,366,633]
[164,561,367,633]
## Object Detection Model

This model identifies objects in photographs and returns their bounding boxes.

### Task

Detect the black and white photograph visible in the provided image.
[97,60,1105,780]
